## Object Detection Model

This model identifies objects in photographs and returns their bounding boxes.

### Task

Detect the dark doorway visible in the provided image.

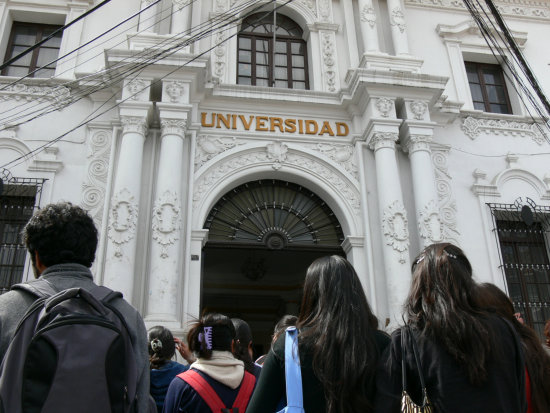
[201,180,345,357]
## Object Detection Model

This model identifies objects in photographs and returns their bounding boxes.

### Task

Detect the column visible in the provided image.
[184,230,208,324]
[139,0,160,32]
[366,117,411,325]
[103,79,152,303]
[401,100,442,247]
[171,0,191,34]
[387,0,410,55]
[342,0,360,66]
[145,107,190,326]
[56,1,88,78]
[358,0,380,53]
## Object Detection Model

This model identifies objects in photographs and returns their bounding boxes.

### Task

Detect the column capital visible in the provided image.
[367,132,398,151]
[161,119,187,138]
[120,116,148,136]
[403,134,433,153]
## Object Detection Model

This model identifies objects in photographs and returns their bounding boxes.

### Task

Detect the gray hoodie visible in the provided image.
[0,263,151,413]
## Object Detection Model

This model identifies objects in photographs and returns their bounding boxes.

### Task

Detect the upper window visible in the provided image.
[237,13,308,90]
[2,22,63,78]
[465,62,512,114]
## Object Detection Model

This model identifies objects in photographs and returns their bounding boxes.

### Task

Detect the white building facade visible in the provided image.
[0,0,549,346]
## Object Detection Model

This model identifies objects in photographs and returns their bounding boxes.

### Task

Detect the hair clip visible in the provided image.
[198,326,213,350]
[151,338,162,353]
[415,255,425,265]
[444,250,457,259]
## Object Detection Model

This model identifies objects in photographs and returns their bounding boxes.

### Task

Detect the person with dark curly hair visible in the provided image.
[0,202,151,412]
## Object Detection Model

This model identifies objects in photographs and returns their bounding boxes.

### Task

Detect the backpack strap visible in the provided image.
[88,284,123,303]
[177,370,226,413]
[232,371,255,413]
[11,277,58,298]
[284,327,304,409]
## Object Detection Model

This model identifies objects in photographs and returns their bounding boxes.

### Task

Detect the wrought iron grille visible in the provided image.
[204,180,344,249]
[0,169,46,294]
[488,197,550,339]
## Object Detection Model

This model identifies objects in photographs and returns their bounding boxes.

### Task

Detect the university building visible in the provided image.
[0,0,549,349]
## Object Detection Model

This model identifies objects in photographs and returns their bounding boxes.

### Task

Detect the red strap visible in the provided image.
[177,370,225,413]
[232,371,256,412]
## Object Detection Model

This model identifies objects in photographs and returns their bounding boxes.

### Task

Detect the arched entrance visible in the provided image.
[201,179,344,355]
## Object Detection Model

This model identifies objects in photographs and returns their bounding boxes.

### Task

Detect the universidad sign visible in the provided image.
[201,112,349,137]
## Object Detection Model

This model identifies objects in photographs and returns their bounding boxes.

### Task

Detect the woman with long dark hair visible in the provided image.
[476,282,550,413]
[247,255,389,413]
[374,243,526,412]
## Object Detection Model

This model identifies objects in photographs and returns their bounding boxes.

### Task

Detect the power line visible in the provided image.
[0,0,114,71]
[1,0,297,170]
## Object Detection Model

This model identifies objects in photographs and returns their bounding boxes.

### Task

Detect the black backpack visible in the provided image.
[0,279,139,413]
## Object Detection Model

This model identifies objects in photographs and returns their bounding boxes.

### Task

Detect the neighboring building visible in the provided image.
[0,0,549,348]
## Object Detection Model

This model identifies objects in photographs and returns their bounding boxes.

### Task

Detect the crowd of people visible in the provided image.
[0,201,549,413]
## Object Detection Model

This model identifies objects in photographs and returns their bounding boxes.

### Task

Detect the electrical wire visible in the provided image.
[0,0,297,170]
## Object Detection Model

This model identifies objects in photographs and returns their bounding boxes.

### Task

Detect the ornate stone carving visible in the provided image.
[213,30,226,79]
[368,132,398,151]
[318,0,332,21]
[126,78,147,100]
[405,0,549,21]
[418,200,444,244]
[382,200,410,264]
[376,98,394,117]
[390,7,406,33]
[266,141,288,170]
[152,190,181,258]
[321,32,337,92]
[161,119,187,137]
[302,143,358,179]
[431,145,460,244]
[299,0,318,16]
[0,83,71,109]
[173,0,191,8]
[215,0,227,12]
[406,135,432,153]
[410,101,428,120]
[193,149,361,214]
[81,129,112,227]
[121,116,148,136]
[461,116,545,145]
[164,81,185,103]
[108,189,138,258]
[361,5,377,27]
[195,135,241,170]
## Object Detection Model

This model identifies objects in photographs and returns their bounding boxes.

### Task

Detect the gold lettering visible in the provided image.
[217,113,231,129]
[270,117,284,133]
[256,116,268,131]
[336,122,349,136]
[239,115,254,131]
[305,120,318,135]
[318,121,335,136]
[232,114,237,129]
[201,112,215,127]
[284,119,297,133]
[298,119,304,134]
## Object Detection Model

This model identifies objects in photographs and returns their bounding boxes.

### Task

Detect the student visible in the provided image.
[476,283,550,413]
[374,243,527,413]
[231,318,262,378]
[0,202,150,412]
[148,326,189,413]
[163,313,256,413]
[255,314,297,366]
[247,255,389,413]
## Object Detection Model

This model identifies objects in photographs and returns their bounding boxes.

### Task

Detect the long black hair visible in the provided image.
[296,255,380,413]
[187,313,235,359]
[148,326,176,369]
[231,318,255,374]
[406,243,492,386]
[476,283,550,412]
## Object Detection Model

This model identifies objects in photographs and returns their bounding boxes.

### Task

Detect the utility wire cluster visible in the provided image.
[0,0,295,170]
[461,0,550,143]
